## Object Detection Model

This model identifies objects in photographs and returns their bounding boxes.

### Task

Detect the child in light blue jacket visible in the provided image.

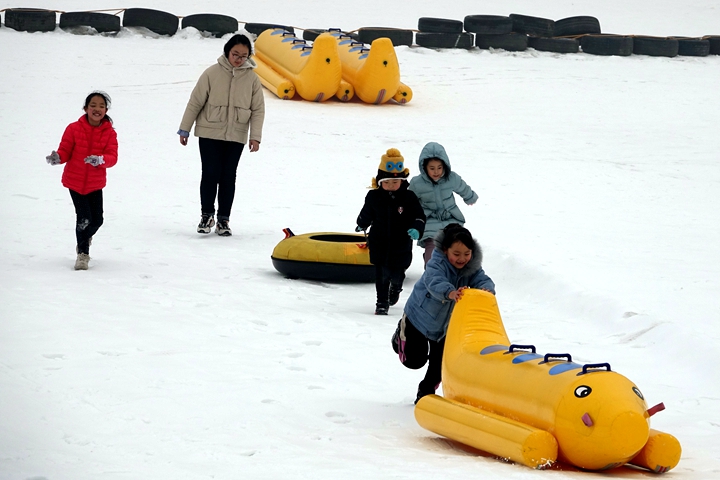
[408,142,478,265]
[391,223,495,404]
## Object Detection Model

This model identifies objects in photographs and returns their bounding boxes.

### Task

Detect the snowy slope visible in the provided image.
[1,1,719,479]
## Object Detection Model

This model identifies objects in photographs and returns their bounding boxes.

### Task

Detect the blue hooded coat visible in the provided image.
[403,230,495,341]
[408,142,478,246]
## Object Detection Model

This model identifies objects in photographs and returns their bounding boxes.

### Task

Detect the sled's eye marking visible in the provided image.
[575,386,592,398]
[633,386,644,400]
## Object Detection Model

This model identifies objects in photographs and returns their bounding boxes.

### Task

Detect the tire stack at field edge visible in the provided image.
[1,7,718,58]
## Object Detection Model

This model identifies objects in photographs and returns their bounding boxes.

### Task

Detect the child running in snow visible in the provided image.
[356,148,426,315]
[46,91,118,270]
[409,142,478,266]
[392,223,495,404]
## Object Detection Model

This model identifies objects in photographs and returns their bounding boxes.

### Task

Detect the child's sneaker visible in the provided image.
[375,302,389,315]
[197,214,215,234]
[389,284,403,306]
[74,253,90,270]
[216,219,232,236]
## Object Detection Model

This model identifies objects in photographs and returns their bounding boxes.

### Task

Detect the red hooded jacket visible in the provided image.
[58,115,118,195]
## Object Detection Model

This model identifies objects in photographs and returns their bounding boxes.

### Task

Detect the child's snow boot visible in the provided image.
[375,302,389,315]
[74,253,90,270]
[388,284,403,306]
[391,317,407,363]
[414,382,440,405]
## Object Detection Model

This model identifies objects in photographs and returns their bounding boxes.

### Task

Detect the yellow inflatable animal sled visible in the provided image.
[415,289,681,473]
[254,28,412,104]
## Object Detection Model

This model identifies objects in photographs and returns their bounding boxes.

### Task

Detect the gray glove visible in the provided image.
[46,150,61,165]
[84,155,105,167]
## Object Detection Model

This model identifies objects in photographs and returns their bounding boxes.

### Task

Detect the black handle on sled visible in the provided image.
[507,344,536,354]
[578,363,612,375]
[541,353,572,364]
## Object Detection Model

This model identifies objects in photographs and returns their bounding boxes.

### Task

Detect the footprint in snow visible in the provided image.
[325,411,350,424]
[42,354,65,360]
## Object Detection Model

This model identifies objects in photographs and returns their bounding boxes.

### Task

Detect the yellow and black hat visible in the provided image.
[373,148,410,188]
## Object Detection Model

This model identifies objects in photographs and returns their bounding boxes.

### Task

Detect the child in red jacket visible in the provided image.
[46,91,118,270]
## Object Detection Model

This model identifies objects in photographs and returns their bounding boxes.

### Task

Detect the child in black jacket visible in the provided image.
[357,148,426,315]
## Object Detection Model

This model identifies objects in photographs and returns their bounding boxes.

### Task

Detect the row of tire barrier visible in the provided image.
[2,8,719,58]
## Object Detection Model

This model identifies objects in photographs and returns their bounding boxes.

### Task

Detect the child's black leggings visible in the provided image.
[69,189,103,255]
[394,314,446,394]
[199,137,244,219]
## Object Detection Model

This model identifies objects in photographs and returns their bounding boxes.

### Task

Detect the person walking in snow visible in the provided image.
[391,223,495,404]
[356,148,426,315]
[178,32,265,237]
[46,91,118,271]
[409,142,479,266]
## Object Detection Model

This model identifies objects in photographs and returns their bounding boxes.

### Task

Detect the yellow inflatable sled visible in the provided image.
[270,228,374,283]
[327,29,411,104]
[415,289,681,473]
[254,28,412,104]
[255,29,342,102]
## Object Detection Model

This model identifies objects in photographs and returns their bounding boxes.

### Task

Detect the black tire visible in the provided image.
[509,13,555,37]
[358,27,413,46]
[704,35,720,55]
[580,34,633,56]
[463,15,512,35]
[303,28,326,41]
[671,37,710,57]
[181,14,238,37]
[632,36,678,57]
[418,17,463,34]
[528,36,579,53]
[475,33,528,51]
[244,23,294,36]
[553,16,601,36]
[122,8,178,36]
[5,8,56,32]
[59,12,120,33]
[416,32,473,49]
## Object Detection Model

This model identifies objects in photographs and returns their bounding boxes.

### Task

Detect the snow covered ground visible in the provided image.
[1,1,719,479]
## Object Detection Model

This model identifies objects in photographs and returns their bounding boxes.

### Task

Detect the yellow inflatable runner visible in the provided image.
[415,289,681,472]
[255,29,342,102]
[327,30,409,104]
[254,28,412,104]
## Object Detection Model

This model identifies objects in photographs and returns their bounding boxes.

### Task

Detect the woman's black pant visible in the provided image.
[395,314,445,394]
[69,189,103,255]
[199,137,244,219]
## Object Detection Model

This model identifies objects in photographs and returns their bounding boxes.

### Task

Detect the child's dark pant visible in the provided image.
[69,189,103,255]
[395,314,446,394]
[375,265,405,306]
[199,138,244,219]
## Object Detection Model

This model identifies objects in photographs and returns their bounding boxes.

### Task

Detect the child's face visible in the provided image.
[426,159,444,181]
[445,240,472,269]
[84,95,107,126]
[380,179,402,191]
[229,44,250,67]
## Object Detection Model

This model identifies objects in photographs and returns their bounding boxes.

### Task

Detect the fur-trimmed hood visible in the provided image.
[432,228,483,276]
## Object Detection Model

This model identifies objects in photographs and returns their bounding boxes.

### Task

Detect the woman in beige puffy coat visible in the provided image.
[178,33,265,236]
